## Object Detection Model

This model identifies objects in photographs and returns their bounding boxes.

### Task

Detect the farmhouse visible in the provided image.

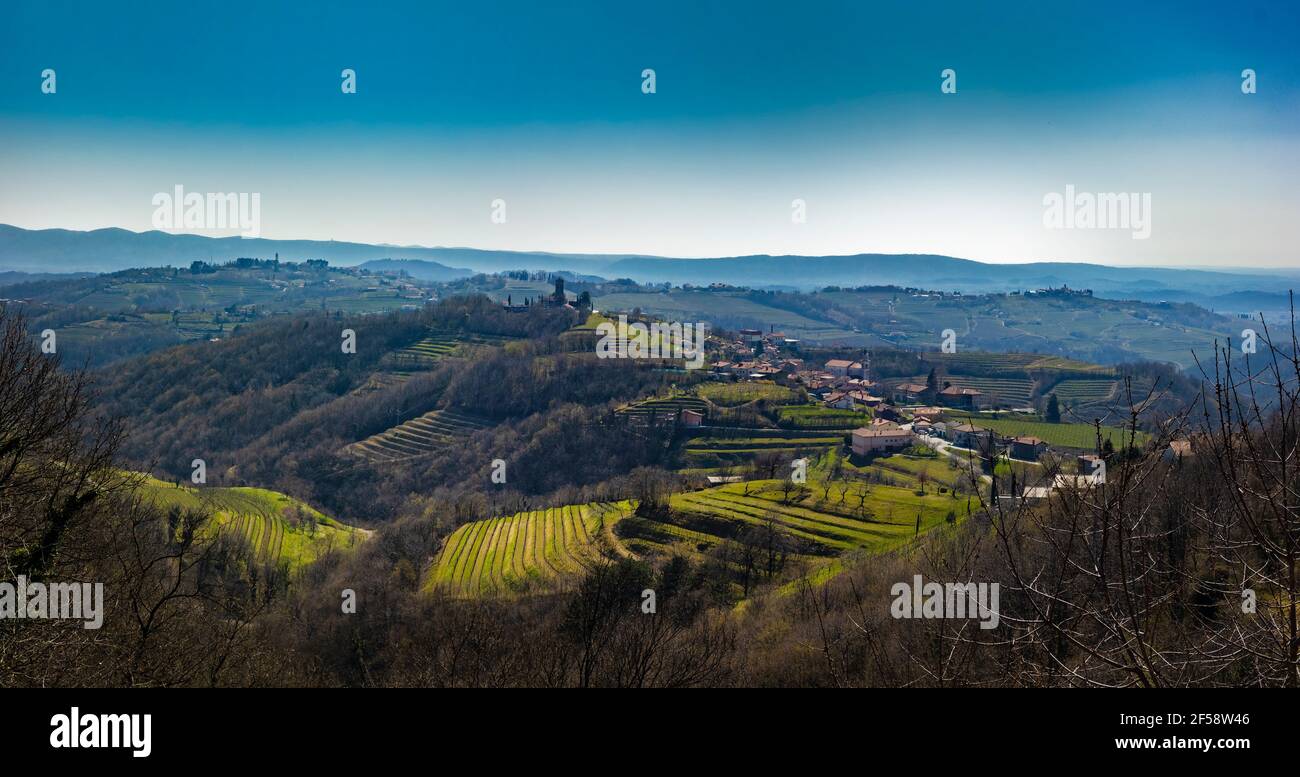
[938,385,983,409]
[679,409,705,427]
[892,383,929,404]
[851,427,914,455]
[1009,436,1049,460]
[946,422,985,449]
[1077,454,1105,477]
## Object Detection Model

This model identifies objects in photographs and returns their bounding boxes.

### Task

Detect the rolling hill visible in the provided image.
[4,225,1291,304]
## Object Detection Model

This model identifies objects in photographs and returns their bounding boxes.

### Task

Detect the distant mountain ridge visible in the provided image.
[0,224,1289,304]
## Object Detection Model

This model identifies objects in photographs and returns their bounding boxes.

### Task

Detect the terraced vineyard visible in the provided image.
[389,330,518,369]
[427,502,635,596]
[1049,378,1118,405]
[354,370,416,392]
[616,395,708,424]
[344,408,491,462]
[924,351,1115,373]
[630,479,958,557]
[945,376,1034,406]
[137,478,364,571]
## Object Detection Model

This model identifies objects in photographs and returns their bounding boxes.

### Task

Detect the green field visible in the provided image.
[698,381,796,407]
[426,502,635,596]
[776,404,872,429]
[137,477,364,570]
[943,412,1148,449]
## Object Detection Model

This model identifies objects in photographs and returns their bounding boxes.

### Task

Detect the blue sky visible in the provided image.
[1,0,1297,266]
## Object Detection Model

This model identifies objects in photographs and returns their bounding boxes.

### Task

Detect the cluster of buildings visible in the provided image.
[788,359,887,412]
[708,327,802,376]
[889,382,983,409]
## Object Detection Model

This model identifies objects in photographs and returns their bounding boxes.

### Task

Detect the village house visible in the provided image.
[806,383,834,399]
[1009,436,1049,461]
[846,390,882,408]
[874,404,903,423]
[892,382,929,404]
[679,408,705,427]
[945,422,986,449]
[851,427,914,456]
[823,391,853,410]
[908,406,944,421]
[938,385,983,409]
[738,329,764,350]
[824,359,854,377]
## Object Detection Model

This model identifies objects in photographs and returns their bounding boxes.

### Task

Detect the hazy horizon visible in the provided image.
[7,222,1300,277]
